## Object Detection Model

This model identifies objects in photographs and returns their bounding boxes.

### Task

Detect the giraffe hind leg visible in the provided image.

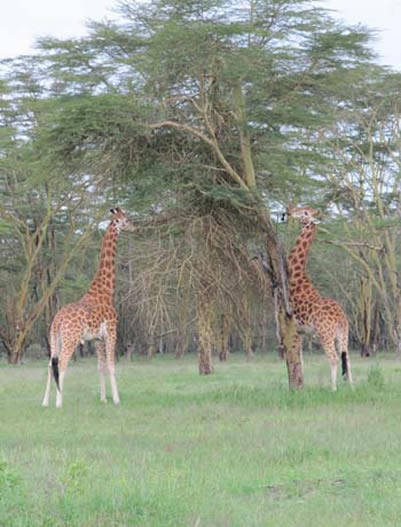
[54,341,77,408]
[56,370,66,408]
[42,361,53,407]
[320,335,339,391]
[42,353,62,407]
[330,359,338,392]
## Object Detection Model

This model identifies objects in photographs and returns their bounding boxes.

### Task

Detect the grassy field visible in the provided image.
[1,353,401,526]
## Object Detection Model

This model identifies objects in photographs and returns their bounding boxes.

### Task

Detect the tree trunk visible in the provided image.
[126,344,135,361]
[262,220,304,389]
[175,329,187,358]
[278,309,304,389]
[5,327,28,364]
[147,339,155,359]
[359,277,372,357]
[7,338,25,365]
[370,301,380,355]
[196,297,214,375]
[242,327,254,361]
[7,349,23,364]
[218,313,230,361]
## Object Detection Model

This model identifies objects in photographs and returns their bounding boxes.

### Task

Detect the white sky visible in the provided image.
[0,0,400,70]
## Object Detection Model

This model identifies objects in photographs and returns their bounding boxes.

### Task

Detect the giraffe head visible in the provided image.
[286,207,321,225]
[110,208,136,233]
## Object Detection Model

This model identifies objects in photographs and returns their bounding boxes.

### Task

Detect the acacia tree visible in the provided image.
[0,188,98,363]
[317,69,401,353]
[0,72,112,363]
[25,0,378,385]
[1,0,382,385]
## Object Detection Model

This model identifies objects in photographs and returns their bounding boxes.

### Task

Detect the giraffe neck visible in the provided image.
[84,222,118,302]
[288,223,317,287]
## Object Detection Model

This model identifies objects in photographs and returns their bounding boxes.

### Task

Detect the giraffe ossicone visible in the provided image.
[286,206,353,391]
[42,208,136,408]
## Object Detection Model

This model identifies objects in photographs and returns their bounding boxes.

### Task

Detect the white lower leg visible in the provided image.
[108,367,120,404]
[345,356,353,386]
[330,361,338,392]
[99,368,107,403]
[42,362,52,407]
[56,371,65,408]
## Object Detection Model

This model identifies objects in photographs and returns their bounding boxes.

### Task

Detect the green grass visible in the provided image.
[1,353,401,526]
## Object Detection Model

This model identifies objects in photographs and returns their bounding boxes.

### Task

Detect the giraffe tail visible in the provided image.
[50,331,62,391]
[338,321,352,382]
[341,352,348,378]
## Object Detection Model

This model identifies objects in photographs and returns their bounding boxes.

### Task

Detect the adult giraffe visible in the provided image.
[42,208,136,408]
[286,206,353,390]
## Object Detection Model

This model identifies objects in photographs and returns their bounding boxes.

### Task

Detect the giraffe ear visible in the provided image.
[110,208,116,215]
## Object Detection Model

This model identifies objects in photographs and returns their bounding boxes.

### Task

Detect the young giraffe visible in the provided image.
[286,206,353,391]
[42,208,136,408]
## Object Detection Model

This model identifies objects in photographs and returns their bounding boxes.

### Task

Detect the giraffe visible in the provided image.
[42,208,136,408]
[286,206,353,391]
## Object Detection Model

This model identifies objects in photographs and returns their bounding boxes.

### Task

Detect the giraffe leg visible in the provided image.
[42,360,52,407]
[299,335,304,377]
[54,341,77,408]
[95,340,108,403]
[109,368,120,405]
[320,335,339,391]
[56,370,66,408]
[105,328,120,405]
[345,357,353,386]
[330,359,338,392]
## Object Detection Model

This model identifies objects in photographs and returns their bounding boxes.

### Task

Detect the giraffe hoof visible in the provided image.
[100,398,108,404]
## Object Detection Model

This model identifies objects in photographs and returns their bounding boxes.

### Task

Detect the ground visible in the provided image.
[1,353,401,526]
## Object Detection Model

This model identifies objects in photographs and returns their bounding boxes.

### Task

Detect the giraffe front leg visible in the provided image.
[95,340,108,403]
[109,365,120,405]
[99,367,107,403]
[330,359,338,392]
[105,330,120,405]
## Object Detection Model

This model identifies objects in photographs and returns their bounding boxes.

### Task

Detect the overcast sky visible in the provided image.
[0,0,400,70]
